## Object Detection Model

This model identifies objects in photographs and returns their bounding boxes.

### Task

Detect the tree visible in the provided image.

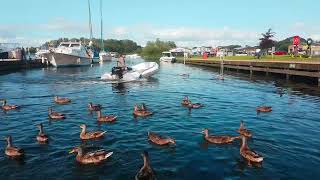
[141,39,176,59]
[259,28,275,50]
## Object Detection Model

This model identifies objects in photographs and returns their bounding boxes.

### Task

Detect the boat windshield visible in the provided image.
[60,43,70,47]
[70,44,80,47]
[162,53,171,57]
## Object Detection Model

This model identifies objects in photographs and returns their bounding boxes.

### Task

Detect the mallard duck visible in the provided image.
[187,103,204,109]
[133,104,153,117]
[240,136,264,166]
[237,121,252,138]
[79,124,106,140]
[148,131,176,146]
[5,136,24,158]
[1,99,19,111]
[88,102,102,111]
[201,128,240,144]
[135,151,156,180]
[54,96,71,105]
[256,106,272,113]
[181,96,191,106]
[69,146,113,165]
[36,123,49,143]
[48,107,65,120]
[97,110,117,122]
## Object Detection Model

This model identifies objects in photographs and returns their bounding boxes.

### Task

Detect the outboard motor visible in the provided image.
[111,67,124,79]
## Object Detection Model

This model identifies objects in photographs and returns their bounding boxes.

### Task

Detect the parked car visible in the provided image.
[273,51,287,55]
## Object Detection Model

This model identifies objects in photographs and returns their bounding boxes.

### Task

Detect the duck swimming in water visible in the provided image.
[187,102,204,109]
[237,121,252,138]
[240,136,264,166]
[97,110,117,122]
[1,99,19,111]
[88,102,102,111]
[181,96,191,106]
[133,104,153,117]
[5,136,24,158]
[135,151,156,180]
[256,106,272,113]
[202,128,240,144]
[36,123,49,143]
[79,124,106,140]
[148,131,176,146]
[54,96,71,105]
[48,107,65,120]
[69,146,113,165]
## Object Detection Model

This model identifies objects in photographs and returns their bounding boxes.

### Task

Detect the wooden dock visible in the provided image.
[178,59,320,86]
[0,59,47,72]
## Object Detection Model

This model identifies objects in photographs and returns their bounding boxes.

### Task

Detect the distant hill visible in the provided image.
[275,36,307,52]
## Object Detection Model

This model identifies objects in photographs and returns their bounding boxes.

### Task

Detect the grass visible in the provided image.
[177,55,320,62]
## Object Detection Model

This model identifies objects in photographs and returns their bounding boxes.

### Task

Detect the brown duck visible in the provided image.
[97,110,117,122]
[88,102,102,111]
[135,151,156,180]
[237,121,252,138]
[181,96,191,106]
[69,146,113,165]
[79,124,106,140]
[148,131,176,146]
[1,99,19,111]
[36,123,49,143]
[256,106,272,113]
[133,104,153,117]
[54,96,71,105]
[202,128,240,144]
[187,103,204,109]
[240,136,264,166]
[5,136,24,158]
[48,107,65,120]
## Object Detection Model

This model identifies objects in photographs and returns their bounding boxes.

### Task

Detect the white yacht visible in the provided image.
[46,42,92,67]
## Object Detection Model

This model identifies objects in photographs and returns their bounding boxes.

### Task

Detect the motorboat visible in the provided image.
[160,51,176,63]
[101,62,159,82]
[126,54,141,59]
[35,49,50,59]
[45,42,93,67]
[99,51,112,62]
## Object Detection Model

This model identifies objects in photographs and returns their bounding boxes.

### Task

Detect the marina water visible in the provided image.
[0,58,320,179]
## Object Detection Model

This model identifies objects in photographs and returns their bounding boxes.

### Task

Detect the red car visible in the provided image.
[273,51,287,55]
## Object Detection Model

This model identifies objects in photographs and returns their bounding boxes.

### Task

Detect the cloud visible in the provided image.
[108,24,260,47]
[0,17,88,46]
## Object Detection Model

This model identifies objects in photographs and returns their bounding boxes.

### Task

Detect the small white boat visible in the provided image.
[101,62,159,82]
[99,51,112,62]
[126,54,141,59]
[160,51,176,63]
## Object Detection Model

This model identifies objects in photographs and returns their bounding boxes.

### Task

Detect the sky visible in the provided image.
[0,0,319,47]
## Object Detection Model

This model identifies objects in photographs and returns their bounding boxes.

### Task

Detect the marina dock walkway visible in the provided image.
[178,58,320,85]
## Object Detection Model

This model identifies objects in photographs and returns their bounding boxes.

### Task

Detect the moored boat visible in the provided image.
[45,42,92,67]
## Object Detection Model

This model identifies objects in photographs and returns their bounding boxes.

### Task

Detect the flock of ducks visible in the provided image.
[1,96,272,179]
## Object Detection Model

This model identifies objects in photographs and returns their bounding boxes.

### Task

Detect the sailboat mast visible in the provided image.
[100,0,104,51]
[88,0,93,41]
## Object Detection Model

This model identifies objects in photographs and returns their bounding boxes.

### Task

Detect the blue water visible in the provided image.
[1,59,320,179]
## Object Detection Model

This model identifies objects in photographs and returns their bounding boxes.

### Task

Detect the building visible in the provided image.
[288,45,320,56]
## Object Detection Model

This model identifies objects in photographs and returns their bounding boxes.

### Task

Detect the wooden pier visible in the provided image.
[0,59,47,72]
[178,59,320,86]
